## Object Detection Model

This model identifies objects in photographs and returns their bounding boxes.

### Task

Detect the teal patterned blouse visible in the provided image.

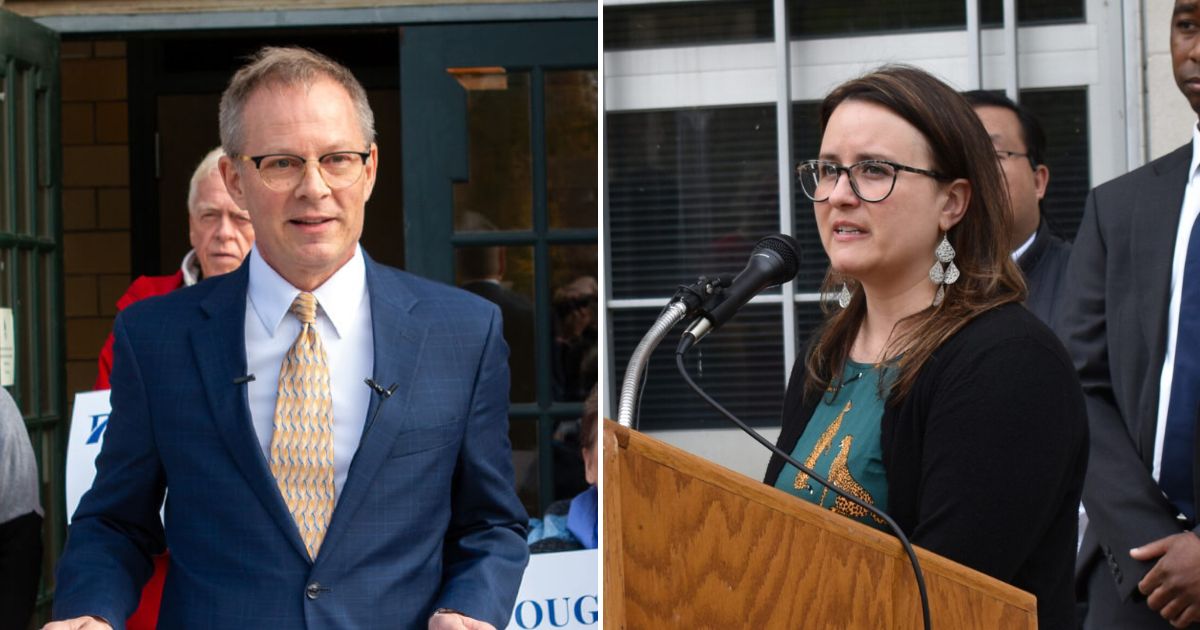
[773,360,890,531]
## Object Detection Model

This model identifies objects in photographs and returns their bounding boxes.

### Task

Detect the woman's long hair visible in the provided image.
[803,65,1027,403]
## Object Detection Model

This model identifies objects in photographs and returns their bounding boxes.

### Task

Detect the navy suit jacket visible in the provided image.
[55,254,529,629]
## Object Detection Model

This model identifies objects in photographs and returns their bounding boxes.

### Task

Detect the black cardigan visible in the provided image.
[764,303,1088,630]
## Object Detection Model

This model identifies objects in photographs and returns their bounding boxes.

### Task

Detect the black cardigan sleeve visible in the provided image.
[887,317,1088,581]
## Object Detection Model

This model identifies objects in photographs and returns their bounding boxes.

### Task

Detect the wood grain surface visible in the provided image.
[603,420,1036,629]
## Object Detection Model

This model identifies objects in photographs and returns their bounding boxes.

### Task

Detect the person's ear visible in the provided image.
[219,156,248,207]
[938,178,970,232]
[1033,164,1049,201]
[361,143,378,202]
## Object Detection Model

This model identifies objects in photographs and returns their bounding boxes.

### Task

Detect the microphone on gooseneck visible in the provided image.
[667,234,932,630]
[681,234,801,347]
[233,374,256,385]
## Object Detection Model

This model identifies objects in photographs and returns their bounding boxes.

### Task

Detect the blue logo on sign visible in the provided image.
[512,595,598,628]
[86,413,109,445]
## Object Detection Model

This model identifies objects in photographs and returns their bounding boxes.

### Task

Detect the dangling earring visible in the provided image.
[837,283,852,309]
[929,233,959,306]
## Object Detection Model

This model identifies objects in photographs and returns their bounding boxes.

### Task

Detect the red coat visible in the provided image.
[94,271,185,390]
[93,270,184,629]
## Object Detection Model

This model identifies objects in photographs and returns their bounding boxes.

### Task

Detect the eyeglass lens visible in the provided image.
[256,153,367,191]
[797,161,897,203]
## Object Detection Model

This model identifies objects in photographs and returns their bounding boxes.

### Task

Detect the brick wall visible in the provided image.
[60,39,131,398]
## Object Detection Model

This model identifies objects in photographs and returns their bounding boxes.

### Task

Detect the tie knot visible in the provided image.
[290,292,317,325]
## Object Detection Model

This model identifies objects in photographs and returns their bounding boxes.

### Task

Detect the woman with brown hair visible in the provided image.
[762,65,1087,629]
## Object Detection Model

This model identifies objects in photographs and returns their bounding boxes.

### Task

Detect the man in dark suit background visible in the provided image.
[964,90,1071,326]
[47,46,528,630]
[1059,1,1200,626]
[456,210,535,403]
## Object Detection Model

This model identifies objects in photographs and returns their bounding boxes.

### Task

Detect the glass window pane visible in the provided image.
[793,299,830,357]
[980,0,1084,26]
[551,244,598,403]
[0,249,10,309]
[15,65,30,236]
[510,416,539,516]
[37,82,50,239]
[607,105,780,300]
[605,0,1083,50]
[451,69,532,231]
[17,248,32,413]
[545,70,598,229]
[790,101,829,292]
[604,1,772,51]
[613,303,784,430]
[788,0,964,38]
[549,414,590,504]
[456,244,536,403]
[40,255,55,416]
[1021,88,1090,240]
[0,70,6,232]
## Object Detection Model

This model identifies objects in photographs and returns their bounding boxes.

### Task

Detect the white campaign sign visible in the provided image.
[66,389,112,523]
[0,307,13,386]
[505,549,599,629]
[66,388,598,625]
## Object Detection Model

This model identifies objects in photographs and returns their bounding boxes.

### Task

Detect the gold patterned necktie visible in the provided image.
[269,291,335,560]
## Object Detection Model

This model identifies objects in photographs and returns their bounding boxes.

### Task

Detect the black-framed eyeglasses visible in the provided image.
[796,159,951,203]
[237,150,371,192]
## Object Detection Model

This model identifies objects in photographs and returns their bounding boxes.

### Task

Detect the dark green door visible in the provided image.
[401,21,597,516]
[0,6,63,627]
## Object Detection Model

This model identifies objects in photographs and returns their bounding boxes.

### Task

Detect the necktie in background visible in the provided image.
[269,291,335,559]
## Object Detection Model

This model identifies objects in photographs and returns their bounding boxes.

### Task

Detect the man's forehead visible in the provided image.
[973,106,1021,133]
[240,79,365,148]
[192,201,246,215]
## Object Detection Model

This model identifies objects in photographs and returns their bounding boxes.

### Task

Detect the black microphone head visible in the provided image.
[752,234,801,282]
[695,233,803,338]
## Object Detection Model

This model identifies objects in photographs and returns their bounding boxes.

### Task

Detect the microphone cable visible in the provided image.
[673,346,932,630]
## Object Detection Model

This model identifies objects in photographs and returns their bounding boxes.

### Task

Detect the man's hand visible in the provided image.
[1131,531,1200,628]
[41,616,112,630]
[429,611,496,630]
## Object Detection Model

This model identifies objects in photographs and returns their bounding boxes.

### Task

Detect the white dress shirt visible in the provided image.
[1154,125,1200,484]
[244,245,374,502]
[1011,229,1036,262]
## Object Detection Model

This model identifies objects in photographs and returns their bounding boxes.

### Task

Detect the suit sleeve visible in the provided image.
[1055,187,1182,600]
[434,306,530,626]
[54,315,166,627]
[908,335,1087,581]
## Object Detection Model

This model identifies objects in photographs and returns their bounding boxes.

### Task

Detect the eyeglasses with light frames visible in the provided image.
[237,150,371,192]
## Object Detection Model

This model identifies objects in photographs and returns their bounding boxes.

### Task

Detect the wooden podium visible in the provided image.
[603,420,1037,629]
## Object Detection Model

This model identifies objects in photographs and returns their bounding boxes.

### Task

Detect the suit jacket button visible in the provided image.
[306,582,322,600]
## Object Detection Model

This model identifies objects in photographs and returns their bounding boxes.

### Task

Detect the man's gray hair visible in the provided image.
[187,147,225,214]
[218,46,376,156]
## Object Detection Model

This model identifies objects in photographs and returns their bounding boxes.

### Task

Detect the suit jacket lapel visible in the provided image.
[1134,144,1192,457]
[318,257,427,565]
[190,266,310,561]
[1016,219,1050,278]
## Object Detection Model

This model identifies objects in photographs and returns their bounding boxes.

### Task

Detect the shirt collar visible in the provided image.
[180,249,202,286]
[1011,229,1037,262]
[1190,122,1200,183]
[247,244,367,339]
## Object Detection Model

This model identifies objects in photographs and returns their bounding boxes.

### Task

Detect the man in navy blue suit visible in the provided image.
[48,46,529,630]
